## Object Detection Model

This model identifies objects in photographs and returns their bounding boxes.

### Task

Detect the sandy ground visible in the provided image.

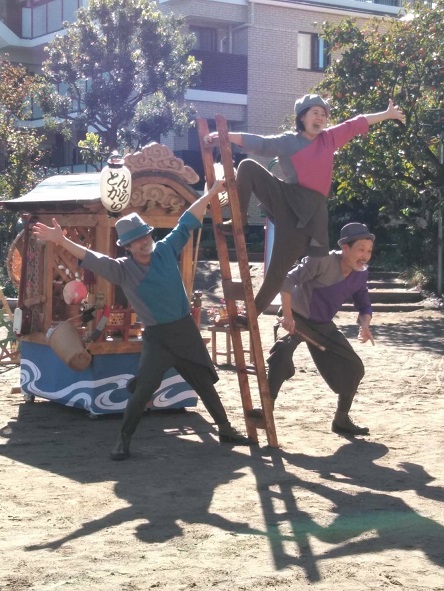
[0,263,443,591]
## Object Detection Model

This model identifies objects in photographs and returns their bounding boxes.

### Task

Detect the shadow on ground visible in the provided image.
[1,396,444,583]
[339,318,443,354]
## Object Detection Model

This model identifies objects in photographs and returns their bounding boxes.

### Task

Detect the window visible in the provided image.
[190,26,217,52]
[297,33,330,71]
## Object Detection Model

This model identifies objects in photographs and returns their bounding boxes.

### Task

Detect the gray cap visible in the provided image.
[294,94,330,117]
[115,212,154,247]
[337,223,375,246]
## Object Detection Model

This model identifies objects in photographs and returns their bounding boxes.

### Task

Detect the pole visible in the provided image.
[438,135,443,296]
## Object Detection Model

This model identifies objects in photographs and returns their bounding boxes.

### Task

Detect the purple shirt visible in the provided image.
[282,251,372,323]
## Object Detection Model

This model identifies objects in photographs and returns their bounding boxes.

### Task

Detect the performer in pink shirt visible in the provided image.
[204,94,404,318]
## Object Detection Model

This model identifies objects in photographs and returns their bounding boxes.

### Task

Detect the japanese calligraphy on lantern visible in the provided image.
[100,165,132,212]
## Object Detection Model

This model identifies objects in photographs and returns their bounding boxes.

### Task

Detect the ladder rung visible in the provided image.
[239,366,257,375]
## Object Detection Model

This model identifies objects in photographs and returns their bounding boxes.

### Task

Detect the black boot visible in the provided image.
[218,422,256,446]
[110,433,132,461]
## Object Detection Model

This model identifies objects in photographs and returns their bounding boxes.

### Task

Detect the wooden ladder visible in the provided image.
[197,115,278,448]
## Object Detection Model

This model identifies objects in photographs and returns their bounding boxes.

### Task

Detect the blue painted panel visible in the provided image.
[20,341,198,415]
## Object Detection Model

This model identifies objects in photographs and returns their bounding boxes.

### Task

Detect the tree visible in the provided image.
[39,0,200,158]
[0,57,44,199]
[0,56,46,295]
[311,2,444,273]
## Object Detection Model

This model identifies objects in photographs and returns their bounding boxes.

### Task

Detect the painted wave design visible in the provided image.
[20,359,133,410]
[20,358,197,413]
[151,374,197,408]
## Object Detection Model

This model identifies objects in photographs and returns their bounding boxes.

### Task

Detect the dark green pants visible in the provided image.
[236,159,328,314]
[120,316,228,436]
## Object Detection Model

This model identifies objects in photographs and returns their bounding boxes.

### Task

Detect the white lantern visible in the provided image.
[100,152,132,213]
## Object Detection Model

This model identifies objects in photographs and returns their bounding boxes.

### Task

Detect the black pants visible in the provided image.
[267,315,365,411]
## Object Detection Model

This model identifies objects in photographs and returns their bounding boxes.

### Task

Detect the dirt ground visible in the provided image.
[1,262,443,591]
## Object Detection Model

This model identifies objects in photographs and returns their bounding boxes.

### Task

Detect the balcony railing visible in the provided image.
[22,0,86,39]
[355,0,400,5]
[190,50,247,95]
[347,0,432,6]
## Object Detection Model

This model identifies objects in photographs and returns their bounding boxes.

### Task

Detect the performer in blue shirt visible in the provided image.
[33,180,253,460]
[265,222,375,436]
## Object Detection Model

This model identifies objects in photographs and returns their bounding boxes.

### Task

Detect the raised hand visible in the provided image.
[33,218,65,245]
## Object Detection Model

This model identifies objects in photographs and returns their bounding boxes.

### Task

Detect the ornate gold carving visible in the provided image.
[124,143,199,185]
[130,184,186,213]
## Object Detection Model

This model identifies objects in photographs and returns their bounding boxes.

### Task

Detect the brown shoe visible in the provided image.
[110,433,132,460]
[332,417,369,436]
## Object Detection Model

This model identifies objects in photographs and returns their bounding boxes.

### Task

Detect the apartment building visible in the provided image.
[0,0,88,169]
[0,0,404,215]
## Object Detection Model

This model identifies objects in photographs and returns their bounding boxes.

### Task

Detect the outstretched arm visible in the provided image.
[203,132,243,148]
[187,179,226,220]
[364,99,405,126]
[33,219,88,261]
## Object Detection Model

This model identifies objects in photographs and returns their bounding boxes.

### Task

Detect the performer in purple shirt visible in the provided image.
[264,222,376,436]
[204,94,404,317]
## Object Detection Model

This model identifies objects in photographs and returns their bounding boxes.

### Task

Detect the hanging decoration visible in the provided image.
[63,280,88,305]
[100,151,132,213]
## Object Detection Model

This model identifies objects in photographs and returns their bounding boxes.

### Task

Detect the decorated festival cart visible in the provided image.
[0,144,203,416]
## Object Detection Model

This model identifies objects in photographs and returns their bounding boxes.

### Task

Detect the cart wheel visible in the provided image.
[23,394,35,403]
[87,412,98,420]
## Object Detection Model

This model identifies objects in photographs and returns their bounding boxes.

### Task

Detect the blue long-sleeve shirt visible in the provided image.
[80,211,200,326]
[282,251,372,323]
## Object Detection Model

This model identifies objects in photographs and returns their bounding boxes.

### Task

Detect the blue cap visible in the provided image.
[115,213,154,247]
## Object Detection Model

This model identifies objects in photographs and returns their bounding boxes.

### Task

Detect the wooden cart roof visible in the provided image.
[0,173,102,211]
[0,144,202,215]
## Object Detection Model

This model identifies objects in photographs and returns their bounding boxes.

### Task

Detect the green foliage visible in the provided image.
[39,0,200,152]
[0,57,48,293]
[0,266,17,298]
[128,91,196,148]
[400,265,436,291]
[318,8,444,203]
[77,132,106,170]
[0,57,45,199]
